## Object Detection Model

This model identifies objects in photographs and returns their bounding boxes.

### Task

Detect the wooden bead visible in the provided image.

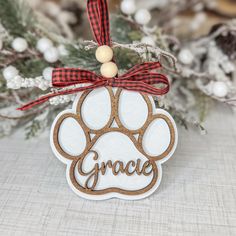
[95,45,113,63]
[100,62,118,78]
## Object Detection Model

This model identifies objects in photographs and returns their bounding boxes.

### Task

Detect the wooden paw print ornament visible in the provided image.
[51,87,177,200]
[19,0,178,200]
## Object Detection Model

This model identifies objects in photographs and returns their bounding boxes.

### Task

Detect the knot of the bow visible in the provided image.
[105,78,116,87]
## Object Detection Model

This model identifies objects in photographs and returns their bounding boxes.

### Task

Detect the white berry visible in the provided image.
[3,66,19,80]
[141,36,155,46]
[13,76,23,89]
[44,47,59,63]
[12,38,28,52]
[57,44,68,56]
[37,38,53,53]
[7,75,22,89]
[121,0,136,15]
[43,67,54,81]
[95,45,113,63]
[134,9,151,25]
[178,48,194,65]
[213,81,228,98]
[100,62,118,78]
[38,83,48,91]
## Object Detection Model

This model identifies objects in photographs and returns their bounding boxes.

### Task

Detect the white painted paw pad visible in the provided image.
[51,87,178,200]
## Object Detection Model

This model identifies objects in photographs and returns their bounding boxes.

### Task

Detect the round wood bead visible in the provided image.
[100,62,118,78]
[95,45,113,63]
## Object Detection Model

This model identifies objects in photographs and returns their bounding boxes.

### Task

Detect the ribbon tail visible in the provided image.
[17,82,106,111]
[17,94,55,111]
[122,62,162,78]
[139,83,169,95]
[116,79,169,96]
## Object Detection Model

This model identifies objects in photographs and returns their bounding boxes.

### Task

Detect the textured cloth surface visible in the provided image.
[0,104,236,236]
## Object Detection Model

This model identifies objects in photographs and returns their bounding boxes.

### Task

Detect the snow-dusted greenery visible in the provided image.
[0,0,236,138]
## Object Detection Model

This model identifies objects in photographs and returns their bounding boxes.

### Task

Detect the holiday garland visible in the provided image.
[0,0,236,138]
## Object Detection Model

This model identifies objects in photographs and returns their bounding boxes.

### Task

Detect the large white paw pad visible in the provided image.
[51,87,178,200]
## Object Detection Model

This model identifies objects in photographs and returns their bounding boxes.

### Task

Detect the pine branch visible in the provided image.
[25,119,41,139]
[60,42,142,74]
[196,93,210,123]
[15,59,49,77]
[61,44,100,73]
[110,15,142,43]
[0,0,36,37]
[114,48,142,72]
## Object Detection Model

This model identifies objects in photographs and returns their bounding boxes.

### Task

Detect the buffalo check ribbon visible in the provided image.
[18,0,170,111]
[18,62,169,110]
[87,0,111,46]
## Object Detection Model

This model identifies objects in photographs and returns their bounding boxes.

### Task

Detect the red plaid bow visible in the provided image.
[18,0,170,111]
[19,62,169,110]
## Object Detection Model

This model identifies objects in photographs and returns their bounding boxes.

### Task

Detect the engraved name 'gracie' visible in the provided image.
[77,151,154,190]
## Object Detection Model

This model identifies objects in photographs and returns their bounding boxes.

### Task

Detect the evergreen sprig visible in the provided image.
[25,119,41,139]
[110,15,142,44]
[61,43,142,73]
[15,59,49,77]
[114,47,142,72]
[0,0,36,37]
[61,44,101,73]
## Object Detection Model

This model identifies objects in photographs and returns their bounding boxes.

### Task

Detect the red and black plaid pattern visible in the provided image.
[52,68,103,87]
[18,62,169,110]
[87,0,111,46]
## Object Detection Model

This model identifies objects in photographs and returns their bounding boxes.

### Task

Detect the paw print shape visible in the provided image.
[51,87,178,200]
